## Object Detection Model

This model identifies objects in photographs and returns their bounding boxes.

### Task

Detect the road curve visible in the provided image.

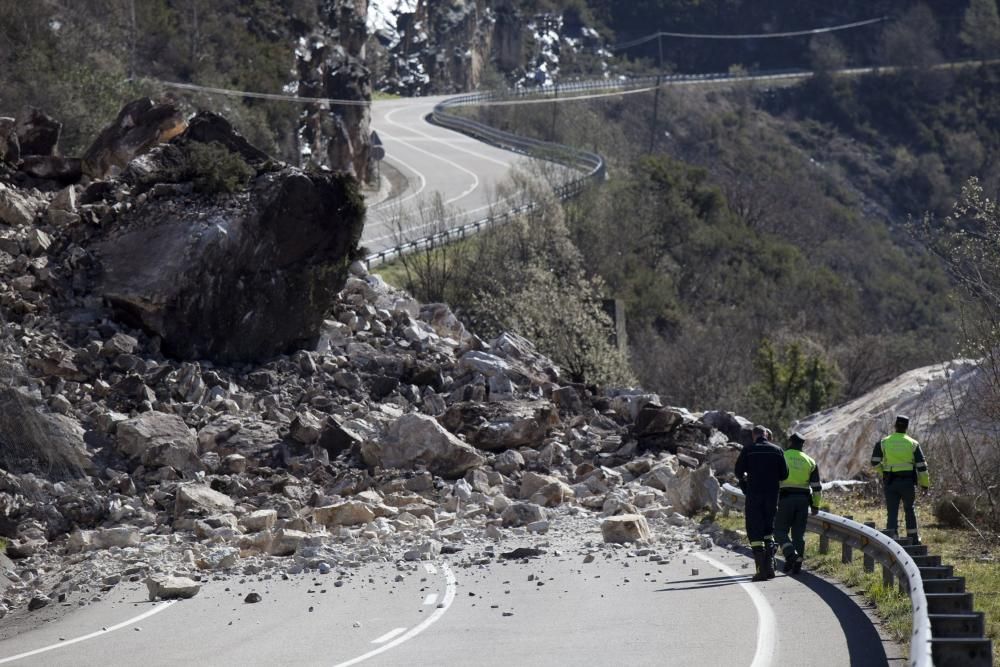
[364,96,530,255]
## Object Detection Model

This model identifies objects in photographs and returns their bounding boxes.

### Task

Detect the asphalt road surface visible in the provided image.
[363,96,533,255]
[0,540,902,666]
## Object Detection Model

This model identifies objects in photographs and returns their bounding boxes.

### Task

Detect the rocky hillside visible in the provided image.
[368,0,608,94]
[0,98,753,623]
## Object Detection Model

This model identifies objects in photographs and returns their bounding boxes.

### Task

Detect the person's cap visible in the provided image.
[895,415,910,430]
[752,424,766,437]
[789,432,805,447]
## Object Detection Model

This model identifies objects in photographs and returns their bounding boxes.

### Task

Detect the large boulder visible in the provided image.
[362,413,485,479]
[642,460,720,515]
[15,107,62,156]
[82,98,186,179]
[93,138,365,361]
[439,401,558,451]
[117,412,200,472]
[0,387,90,480]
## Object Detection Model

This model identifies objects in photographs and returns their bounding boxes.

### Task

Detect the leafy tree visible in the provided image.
[450,165,633,386]
[960,0,1000,57]
[747,338,840,431]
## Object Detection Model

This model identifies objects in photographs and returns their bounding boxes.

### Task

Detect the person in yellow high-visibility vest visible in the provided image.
[774,432,822,575]
[871,415,930,544]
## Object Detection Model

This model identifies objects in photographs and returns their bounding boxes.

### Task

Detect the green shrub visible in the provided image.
[185,141,255,194]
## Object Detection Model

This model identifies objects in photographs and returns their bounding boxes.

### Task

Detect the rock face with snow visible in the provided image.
[295,0,373,180]
[368,0,607,95]
[792,359,995,479]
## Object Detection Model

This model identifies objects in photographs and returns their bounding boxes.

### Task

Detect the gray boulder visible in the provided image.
[146,575,201,601]
[0,387,90,480]
[362,413,485,479]
[117,412,200,472]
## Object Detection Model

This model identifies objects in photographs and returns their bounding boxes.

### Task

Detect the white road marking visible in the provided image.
[695,553,776,667]
[378,107,481,206]
[367,151,428,212]
[0,601,178,665]
[332,562,457,667]
[422,564,438,575]
[423,593,438,606]
[384,106,514,169]
[371,627,408,645]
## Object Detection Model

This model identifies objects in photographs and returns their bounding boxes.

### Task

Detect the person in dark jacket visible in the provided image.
[734,425,789,581]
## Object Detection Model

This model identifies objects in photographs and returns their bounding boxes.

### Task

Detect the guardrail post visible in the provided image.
[841,516,854,563]
[863,522,876,572]
[819,531,830,555]
[882,564,894,588]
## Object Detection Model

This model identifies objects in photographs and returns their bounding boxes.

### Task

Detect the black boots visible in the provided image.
[751,546,776,582]
[782,551,795,574]
[791,555,804,575]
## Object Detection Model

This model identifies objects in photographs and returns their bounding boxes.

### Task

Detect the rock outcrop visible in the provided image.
[793,359,996,479]
[296,0,373,180]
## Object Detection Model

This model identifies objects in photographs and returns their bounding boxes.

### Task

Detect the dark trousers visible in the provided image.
[774,493,809,558]
[744,489,779,545]
[885,475,918,537]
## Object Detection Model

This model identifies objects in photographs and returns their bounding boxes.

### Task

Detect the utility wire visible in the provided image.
[611,16,888,51]
[137,77,372,106]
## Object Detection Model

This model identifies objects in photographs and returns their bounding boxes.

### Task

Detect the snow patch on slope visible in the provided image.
[368,0,417,46]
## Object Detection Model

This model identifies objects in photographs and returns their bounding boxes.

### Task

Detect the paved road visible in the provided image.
[0,541,902,666]
[363,96,530,255]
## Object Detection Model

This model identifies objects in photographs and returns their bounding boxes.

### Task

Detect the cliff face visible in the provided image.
[369,0,605,95]
[295,0,374,181]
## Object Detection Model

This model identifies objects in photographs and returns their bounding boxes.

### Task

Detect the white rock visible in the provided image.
[146,575,201,601]
[601,514,653,544]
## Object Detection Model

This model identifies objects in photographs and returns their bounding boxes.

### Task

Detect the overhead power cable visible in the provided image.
[612,16,888,51]
[138,77,372,106]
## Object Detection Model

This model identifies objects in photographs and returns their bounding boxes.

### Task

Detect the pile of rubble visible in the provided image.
[0,100,754,622]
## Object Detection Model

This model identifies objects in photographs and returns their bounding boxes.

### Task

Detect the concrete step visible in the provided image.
[922,577,966,594]
[927,592,974,613]
[911,554,942,567]
[919,564,954,579]
[930,638,993,667]
[930,612,985,638]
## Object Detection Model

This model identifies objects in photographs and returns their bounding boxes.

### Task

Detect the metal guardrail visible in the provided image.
[720,483,933,667]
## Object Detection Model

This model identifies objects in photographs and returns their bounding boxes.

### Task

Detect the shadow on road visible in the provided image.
[791,569,902,666]
[656,552,900,666]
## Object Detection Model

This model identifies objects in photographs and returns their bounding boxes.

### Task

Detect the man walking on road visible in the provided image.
[774,432,822,575]
[735,425,788,581]
[871,415,930,544]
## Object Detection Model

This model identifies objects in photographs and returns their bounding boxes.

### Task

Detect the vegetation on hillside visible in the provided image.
[0,1,307,158]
